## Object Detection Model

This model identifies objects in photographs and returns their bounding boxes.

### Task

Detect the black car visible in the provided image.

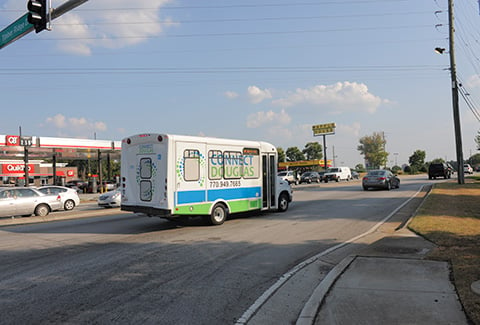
[362,170,400,191]
[428,163,451,179]
[299,171,321,184]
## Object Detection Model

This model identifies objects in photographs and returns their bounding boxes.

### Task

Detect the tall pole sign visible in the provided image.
[312,123,336,170]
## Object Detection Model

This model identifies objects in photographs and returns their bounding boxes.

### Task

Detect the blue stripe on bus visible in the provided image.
[177,190,206,205]
[176,186,261,205]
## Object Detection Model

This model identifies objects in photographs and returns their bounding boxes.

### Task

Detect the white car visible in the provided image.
[98,189,121,208]
[37,185,81,211]
[464,164,474,174]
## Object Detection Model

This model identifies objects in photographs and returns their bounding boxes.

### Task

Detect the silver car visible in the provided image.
[98,189,121,208]
[37,185,81,211]
[362,170,400,191]
[0,187,62,217]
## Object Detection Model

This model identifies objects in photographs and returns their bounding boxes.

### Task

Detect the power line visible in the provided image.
[19,24,432,42]
[44,11,432,27]
[0,65,444,75]
[0,1,411,13]
[458,76,480,122]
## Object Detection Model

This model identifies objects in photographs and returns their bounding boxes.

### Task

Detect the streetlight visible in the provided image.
[434,0,465,184]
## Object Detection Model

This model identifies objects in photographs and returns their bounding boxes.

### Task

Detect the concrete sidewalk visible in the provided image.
[314,256,467,324]
[297,232,469,325]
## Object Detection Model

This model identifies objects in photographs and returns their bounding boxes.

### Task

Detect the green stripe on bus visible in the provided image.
[228,199,262,213]
[174,203,212,215]
[173,199,262,215]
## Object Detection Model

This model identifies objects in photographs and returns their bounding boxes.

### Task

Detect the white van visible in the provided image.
[323,167,352,182]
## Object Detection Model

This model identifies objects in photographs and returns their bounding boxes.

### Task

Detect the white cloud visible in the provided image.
[55,14,93,55]
[46,114,67,128]
[247,86,273,104]
[44,114,107,137]
[337,122,361,137]
[224,91,239,99]
[266,126,293,141]
[272,81,387,114]
[246,109,291,128]
[466,75,480,89]
[27,0,178,55]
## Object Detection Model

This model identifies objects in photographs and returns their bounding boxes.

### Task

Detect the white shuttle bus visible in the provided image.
[120,133,293,225]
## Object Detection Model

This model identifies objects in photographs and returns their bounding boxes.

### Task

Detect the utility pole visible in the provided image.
[448,0,465,184]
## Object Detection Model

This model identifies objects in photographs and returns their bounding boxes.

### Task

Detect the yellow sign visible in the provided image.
[312,123,336,136]
[279,159,333,168]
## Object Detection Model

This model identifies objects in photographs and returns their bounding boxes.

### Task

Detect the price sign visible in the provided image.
[20,136,33,147]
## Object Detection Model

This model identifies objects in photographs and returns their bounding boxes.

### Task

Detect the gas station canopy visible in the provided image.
[0,134,121,160]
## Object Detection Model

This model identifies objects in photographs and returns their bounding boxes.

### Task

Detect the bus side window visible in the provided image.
[208,150,223,180]
[184,149,200,181]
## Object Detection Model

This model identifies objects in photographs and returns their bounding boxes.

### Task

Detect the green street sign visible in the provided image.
[0,13,34,49]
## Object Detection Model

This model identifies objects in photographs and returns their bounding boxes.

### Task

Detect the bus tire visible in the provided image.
[277,193,289,212]
[210,203,228,225]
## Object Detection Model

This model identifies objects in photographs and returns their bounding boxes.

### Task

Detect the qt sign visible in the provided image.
[6,135,19,146]
[5,135,33,146]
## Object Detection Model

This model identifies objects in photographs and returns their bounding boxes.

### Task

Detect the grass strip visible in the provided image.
[408,178,480,324]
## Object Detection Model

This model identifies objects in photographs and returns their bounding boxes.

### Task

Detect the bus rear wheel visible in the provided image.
[210,203,228,225]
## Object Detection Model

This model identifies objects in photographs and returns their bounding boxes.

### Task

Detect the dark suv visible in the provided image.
[428,163,452,179]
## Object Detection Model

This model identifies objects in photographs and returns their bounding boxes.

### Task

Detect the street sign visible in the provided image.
[0,13,34,50]
[312,122,336,136]
[1,0,89,50]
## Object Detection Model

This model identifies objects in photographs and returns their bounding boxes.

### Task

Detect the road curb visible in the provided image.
[296,255,356,325]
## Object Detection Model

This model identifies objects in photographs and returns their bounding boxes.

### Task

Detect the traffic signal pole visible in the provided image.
[0,0,88,50]
[51,0,88,20]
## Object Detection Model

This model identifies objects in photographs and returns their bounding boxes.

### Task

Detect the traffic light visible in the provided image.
[27,0,47,33]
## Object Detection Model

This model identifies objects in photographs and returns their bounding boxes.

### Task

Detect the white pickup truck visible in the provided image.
[277,170,299,185]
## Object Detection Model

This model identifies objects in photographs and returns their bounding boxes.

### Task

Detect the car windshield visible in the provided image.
[277,172,287,176]
[327,168,339,173]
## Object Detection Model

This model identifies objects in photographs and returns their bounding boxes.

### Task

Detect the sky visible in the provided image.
[1,0,480,168]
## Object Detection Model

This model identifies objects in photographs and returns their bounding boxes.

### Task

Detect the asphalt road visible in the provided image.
[0,176,436,324]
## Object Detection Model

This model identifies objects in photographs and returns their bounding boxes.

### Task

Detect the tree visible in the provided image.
[277,147,286,163]
[302,142,323,160]
[467,153,480,166]
[409,150,426,173]
[286,147,305,162]
[430,158,445,164]
[355,163,365,172]
[357,132,388,169]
